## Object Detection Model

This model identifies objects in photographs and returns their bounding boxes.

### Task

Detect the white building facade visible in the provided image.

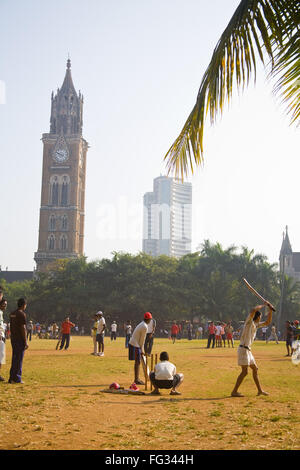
[143,176,192,258]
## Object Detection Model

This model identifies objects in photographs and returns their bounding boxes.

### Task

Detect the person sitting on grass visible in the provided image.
[149,351,184,396]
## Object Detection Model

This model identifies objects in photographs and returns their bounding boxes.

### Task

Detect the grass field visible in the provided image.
[0,336,299,450]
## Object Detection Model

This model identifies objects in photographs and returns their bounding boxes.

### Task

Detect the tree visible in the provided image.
[164,0,300,179]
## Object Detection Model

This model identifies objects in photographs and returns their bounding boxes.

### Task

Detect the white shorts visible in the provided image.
[237,346,257,367]
[0,340,6,365]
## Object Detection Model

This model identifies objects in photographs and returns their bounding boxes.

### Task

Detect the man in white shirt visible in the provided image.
[96,311,106,356]
[145,316,156,355]
[124,321,132,348]
[110,321,117,341]
[261,326,268,341]
[129,312,152,385]
[149,351,184,395]
[231,302,273,397]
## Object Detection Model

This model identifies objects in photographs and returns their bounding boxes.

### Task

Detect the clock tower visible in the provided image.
[34,59,88,271]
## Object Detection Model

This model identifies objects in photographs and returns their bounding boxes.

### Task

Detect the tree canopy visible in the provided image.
[1,243,299,330]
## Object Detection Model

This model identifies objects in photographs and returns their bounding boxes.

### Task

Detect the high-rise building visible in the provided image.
[143,176,192,258]
[34,59,88,271]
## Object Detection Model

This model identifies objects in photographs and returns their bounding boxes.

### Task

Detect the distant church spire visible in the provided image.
[280,226,292,257]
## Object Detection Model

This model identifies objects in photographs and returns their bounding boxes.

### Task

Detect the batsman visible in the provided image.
[231,300,273,398]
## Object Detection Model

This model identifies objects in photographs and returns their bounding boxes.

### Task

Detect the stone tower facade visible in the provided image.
[34,59,88,271]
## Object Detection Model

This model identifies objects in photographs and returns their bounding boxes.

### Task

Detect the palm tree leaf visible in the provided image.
[164,0,299,179]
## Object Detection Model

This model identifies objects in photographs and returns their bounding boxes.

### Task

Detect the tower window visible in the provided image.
[60,235,67,251]
[51,177,59,206]
[48,235,55,250]
[49,215,56,231]
[62,215,68,230]
[61,177,69,206]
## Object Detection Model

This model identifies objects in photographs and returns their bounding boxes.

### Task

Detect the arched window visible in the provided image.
[49,215,56,231]
[48,235,55,250]
[62,215,68,230]
[61,176,69,206]
[60,235,67,251]
[51,176,59,206]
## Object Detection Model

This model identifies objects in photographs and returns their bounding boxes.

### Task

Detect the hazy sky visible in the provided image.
[0,0,299,271]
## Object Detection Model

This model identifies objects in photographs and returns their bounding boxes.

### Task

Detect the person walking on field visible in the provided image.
[59,316,75,350]
[284,321,293,357]
[231,302,273,398]
[266,323,279,344]
[96,311,106,356]
[110,321,117,341]
[221,323,226,347]
[225,321,234,348]
[128,312,152,385]
[9,298,28,384]
[91,313,100,355]
[170,321,179,344]
[207,322,216,349]
[124,321,132,348]
[0,298,8,381]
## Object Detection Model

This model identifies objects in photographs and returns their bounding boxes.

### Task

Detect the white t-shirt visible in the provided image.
[97,317,106,334]
[215,325,222,336]
[240,314,259,348]
[147,319,156,334]
[129,321,148,352]
[111,323,117,332]
[125,324,132,335]
[154,361,176,381]
[0,310,5,339]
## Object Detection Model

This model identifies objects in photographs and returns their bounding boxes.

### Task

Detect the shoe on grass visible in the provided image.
[150,389,161,395]
[170,390,181,395]
[135,379,145,385]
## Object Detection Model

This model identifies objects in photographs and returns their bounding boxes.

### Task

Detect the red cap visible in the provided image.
[144,312,152,320]
[295,320,299,325]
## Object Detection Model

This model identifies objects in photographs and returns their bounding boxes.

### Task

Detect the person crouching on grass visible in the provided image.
[150,351,184,396]
[231,302,273,398]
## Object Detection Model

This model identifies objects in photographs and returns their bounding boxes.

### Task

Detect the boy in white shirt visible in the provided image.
[149,351,184,396]
[96,311,106,356]
[110,321,117,341]
[129,312,152,385]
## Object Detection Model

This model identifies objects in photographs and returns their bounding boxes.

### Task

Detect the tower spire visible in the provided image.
[49,59,83,135]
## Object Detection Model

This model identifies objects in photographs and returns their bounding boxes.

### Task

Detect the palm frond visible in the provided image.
[165,0,299,180]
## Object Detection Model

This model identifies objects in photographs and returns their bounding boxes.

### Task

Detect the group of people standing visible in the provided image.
[206,321,234,348]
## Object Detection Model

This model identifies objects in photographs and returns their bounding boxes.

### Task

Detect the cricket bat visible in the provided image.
[55,337,61,350]
[242,278,276,311]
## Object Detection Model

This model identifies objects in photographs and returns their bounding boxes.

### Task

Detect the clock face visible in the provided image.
[54,148,68,163]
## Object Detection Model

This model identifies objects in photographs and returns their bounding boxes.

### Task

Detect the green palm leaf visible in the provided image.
[165,0,300,179]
